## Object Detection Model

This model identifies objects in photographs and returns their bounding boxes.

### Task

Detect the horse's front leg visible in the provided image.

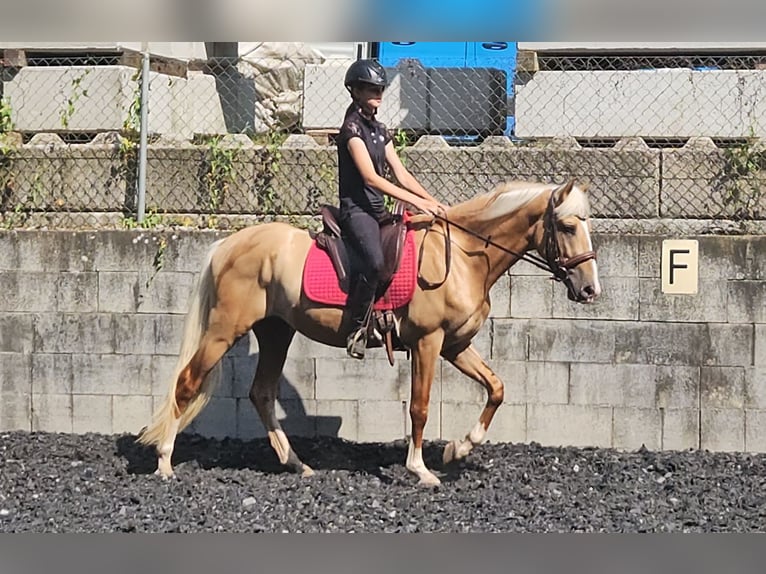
[406,330,445,486]
[441,343,504,465]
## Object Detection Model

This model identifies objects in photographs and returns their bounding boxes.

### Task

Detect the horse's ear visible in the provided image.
[553,178,575,206]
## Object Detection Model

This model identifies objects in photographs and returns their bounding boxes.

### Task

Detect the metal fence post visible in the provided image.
[136,50,150,223]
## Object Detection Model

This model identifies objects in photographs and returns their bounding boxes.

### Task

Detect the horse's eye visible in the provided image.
[560,224,576,235]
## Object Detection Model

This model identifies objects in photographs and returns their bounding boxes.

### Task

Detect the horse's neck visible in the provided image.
[450,198,545,288]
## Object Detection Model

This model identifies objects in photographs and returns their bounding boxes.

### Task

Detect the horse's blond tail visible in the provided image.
[137,238,226,447]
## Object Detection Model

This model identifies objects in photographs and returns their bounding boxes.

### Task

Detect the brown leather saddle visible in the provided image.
[311,204,410,365]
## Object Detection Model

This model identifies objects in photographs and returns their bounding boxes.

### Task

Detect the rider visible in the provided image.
[337,58,448,359]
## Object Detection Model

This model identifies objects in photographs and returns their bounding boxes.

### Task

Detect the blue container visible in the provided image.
[375,41,517,137]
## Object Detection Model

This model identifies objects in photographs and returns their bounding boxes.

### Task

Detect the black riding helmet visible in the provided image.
[344,59,387,92]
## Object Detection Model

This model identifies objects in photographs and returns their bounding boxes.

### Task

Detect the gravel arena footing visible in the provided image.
[2,431,766,532]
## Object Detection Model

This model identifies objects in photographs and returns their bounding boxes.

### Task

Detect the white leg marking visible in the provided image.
[444,421,488,464]
[406,438,441,486]
[156,416,180,479]
[268,429,292,465]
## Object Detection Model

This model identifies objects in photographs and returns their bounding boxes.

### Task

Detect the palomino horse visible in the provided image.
[138,179,601,486]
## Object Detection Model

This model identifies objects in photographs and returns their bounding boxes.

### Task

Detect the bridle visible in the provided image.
[417,189,597,296]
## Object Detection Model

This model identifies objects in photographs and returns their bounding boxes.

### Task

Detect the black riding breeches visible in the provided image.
[340,209,385,328]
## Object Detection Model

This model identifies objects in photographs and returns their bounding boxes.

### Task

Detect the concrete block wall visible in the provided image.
[1,229,765,454]
[515,69,766,139]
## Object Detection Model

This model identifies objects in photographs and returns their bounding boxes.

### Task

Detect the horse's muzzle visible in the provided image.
[568,282,600,303]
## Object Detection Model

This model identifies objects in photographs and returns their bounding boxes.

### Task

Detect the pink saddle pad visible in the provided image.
[302,230,417,310]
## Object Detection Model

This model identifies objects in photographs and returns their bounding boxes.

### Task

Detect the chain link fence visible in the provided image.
[1,44,765,233]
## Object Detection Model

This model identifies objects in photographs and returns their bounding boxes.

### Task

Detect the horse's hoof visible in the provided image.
[417,473,442,487]
[301,465,315,478]
[154,468,176,480]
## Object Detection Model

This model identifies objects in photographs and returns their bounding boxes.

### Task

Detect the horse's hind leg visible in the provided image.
[155,323,241,477]
[249,317,314,477]
[441,343,505,465]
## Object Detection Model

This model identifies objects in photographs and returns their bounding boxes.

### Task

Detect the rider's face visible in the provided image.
[354,84,384,111]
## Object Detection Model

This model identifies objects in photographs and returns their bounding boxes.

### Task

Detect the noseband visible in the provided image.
[416,190,596,290]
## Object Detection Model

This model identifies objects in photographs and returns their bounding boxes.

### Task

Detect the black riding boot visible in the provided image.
[346,275,376,359]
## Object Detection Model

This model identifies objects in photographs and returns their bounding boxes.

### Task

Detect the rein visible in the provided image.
[416,190,597,289]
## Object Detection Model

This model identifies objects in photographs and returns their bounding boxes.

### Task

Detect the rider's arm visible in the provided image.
[384,142,448,210]
[347,137,441,215]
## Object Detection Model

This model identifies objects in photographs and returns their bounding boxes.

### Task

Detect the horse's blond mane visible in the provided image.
[450,180,590,222]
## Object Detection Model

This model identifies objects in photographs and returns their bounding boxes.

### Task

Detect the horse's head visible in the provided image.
[535,180,601,303]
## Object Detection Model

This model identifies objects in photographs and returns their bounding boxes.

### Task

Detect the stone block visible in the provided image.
[615,322,706,365]
[56,272,98,312]
[638,236,662,278]
[91,231,161,272]
[613,407,661,451]
[700,367,746,409]
[150,355,178,396]
[358,400,406,442]
[98,272,139,313]
[483,403,526,444]
[489,273,511,318]
[31,394,72,433]
[701,408,745,452]
[315,358,410,402]
[661,408,699,451]
[592,235,640,277]
[745,367,766,409]
[0,353,31,395]
[727,281,766,323]
[136,271,196,314]
[113,314,157,355]
[274,399,318,437]
[704,324,753,367]
[160,231,225,273]
[655,366,700,409]
[0,392,31,431]
[554,277,639,321]
[0,271,58,312]
[316,400,357,441]
[528,319,615,363]
[31,353,73,395]
[72,394,113,434]
[745,410,766,453]
[509,275,552,318]
[639,279,727,323]
[190,396,237,439]
[0,313,34,353]
[527,404,612,448]
[757,325,766,366]
[491,319,530,361]
[71,354,152,396]
[570,363,657,408]
[33,313,115,354]
[153,314,186,356]
[13,231,99,273]
[113,395,154,434]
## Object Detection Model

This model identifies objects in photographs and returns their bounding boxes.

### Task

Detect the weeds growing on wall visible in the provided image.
[59,70,91,130]
[252,130,287,213]
[0,97,19,228]
[720,135,766,220]
[198,135,236,212]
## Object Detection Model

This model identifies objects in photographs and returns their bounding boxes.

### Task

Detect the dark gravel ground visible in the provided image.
[2,430,766,533]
